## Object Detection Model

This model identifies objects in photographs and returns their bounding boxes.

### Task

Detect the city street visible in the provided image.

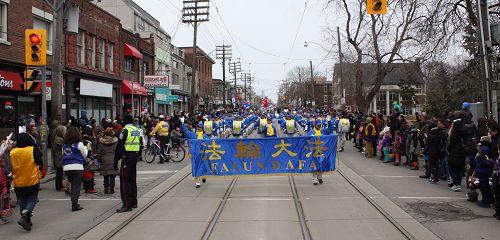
[1,157,189,240]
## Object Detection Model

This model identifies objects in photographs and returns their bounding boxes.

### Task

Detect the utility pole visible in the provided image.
[309,61,315,107]
[337,26,345,107]
[243,73,250,102]
[216,44,232,107]
[229,58,241,106]
[183,0,210,113]
[477,0,494,119]
[298,68,303,107]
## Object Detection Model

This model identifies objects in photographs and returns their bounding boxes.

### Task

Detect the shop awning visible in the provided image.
[121,80,148,96]
[0,70,51,92]
[124,43,143,59]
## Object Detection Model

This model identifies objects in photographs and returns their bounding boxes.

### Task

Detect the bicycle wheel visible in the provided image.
[169,145,186,162]
[145,145,159,163]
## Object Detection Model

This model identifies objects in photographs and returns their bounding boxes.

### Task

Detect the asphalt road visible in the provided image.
[1,155,190,240]
[339,141,500,240]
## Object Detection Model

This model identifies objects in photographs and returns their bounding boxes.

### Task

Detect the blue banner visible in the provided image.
[189,135,338,177]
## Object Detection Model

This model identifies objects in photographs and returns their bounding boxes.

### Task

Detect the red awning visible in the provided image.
[124,43,143,59]
[121,80,148,96]
[0,70,51,92]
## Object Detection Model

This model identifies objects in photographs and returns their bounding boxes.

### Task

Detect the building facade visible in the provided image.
[180,46,214,111]
[332,63,425,115]
[170,45,192,112]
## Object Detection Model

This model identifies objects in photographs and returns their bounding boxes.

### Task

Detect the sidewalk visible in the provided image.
[80,161,439,240]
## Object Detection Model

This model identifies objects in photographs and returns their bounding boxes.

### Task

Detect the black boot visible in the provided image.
[104,185,110,194]
[72,203,83,212]
[18,212,31,231]
[116,206,132,213]
[109,184,115,194]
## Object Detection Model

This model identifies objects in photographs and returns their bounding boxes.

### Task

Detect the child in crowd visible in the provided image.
[473,146,495,208]
[406,128,420,170]
[393,131,402,166]
[381,129,392,163]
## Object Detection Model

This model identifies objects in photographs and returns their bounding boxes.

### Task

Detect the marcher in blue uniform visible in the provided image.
[307,119,330,185]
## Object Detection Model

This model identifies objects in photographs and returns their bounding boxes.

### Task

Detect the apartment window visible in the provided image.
[77,31,85,65]
[173,60,179,69]
[108,43,114,72]
[172,74,179,85]
[324,95,328,103]
[0,1,7,41]
[98,39,105,70]
[125,59,134,72]
[136,15,144,31]
[324,85,328,93]
[33,18,52,52]
[87,35,95,67]
[143,62,149,76]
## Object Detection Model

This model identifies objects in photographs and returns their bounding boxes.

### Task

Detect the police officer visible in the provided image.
[150,115,170,163]
[114,114,143,213]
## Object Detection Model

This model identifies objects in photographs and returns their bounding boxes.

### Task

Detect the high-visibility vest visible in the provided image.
[286,120,295,134]
[339,118,350,132]
[196,131,204,139]
[10,146,41,187]
[314,128,322,136]
[266,124,275,136]
[233,121,242,135]
[365,123,377,136]
[204,120,213,135]
[124,125,141,152]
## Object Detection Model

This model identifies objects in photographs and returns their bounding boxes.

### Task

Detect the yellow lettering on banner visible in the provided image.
[233,162,239,171]
[310,161,317,171]
[211,163,218,173]
[257,162,265,170]
[243,162,252,171]
[222,163,230,172]
[298,160,306,170]
[286,160,294,170]
[271,161,281,170]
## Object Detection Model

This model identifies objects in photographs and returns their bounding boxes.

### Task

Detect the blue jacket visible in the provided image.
[62,143,85,166]
[181,124,209,139]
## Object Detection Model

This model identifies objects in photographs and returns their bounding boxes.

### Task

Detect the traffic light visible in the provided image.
[25,29,47,66]
[367,0,387,15]
[20,69,40,92]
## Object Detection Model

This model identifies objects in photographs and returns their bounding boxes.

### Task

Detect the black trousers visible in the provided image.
[429,154,440,181]
[120,152,138,208]
[158,135,170,162]
[104,175,116,187]
[65,170,83,204]
[55,167,64,190]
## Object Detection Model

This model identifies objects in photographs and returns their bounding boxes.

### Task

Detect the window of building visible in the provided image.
[125,58,134,72]
[0,1,7,42]
[376,91,386,114]
[415,85,423,95]
[143,62,149,76]
[108,43,114,72]
[389,90,399,104]
[172,74,179,85]
[173,60,179,69]
[87,35,95,67]
[136,15,144,31]
[324,85,328,93]
[324,95,328,103]
[33,18,53,52]
[98,38,105,70]
[77,31,85,65]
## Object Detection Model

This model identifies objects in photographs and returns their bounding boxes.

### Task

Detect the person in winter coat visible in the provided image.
[10,133,42,231]
[425,123,444,183]
[51,120,66,191]
[474,145,495,208]
[406,128,421,170]
[62,126,88,212]
[493,145,500,220]
[96,128,118,194]
[447,120,467,192]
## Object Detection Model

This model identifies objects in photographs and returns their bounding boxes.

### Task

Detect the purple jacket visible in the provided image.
[381,136,392,148]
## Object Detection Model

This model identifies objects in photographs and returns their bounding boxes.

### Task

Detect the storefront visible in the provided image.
[0,70,49,139]
[66,78,115,122]
[121,80,148,116]
[155,87,170,115]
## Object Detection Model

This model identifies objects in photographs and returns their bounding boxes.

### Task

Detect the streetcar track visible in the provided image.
[289,176,313,240]
[337,167,416,240]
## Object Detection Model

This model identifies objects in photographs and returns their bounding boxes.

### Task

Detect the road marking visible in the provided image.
[39,198,121,201]
[228,198,293,201]
[137,170,178,174]
[390,196,467,200]
[94,177,162,181]
[360,175,419,178]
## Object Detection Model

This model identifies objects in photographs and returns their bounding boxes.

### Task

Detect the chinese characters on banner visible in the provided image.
[189,135,338,177]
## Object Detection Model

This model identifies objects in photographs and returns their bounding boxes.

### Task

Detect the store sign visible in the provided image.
[46,87,51,101]
[155,87,171,104]
[169,84,181,90]
[4,101,14,110]
[144,75,169,87]
[0,76,14,89]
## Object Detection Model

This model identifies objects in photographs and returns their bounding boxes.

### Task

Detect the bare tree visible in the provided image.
[325,0,472,112]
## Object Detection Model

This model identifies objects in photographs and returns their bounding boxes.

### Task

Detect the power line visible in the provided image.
[282,0,310,80]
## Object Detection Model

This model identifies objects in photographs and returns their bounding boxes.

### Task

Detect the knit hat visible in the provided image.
[479,146,490,156]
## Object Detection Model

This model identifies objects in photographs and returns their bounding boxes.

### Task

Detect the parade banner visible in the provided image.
[190,135,338,177]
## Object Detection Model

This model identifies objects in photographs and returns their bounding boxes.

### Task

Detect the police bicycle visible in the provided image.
[145,136,186,163]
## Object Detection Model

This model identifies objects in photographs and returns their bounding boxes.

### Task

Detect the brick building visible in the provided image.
[64,0,121,121]
[180,47,214,111]
[119,28,154,115]
[0,0,56,139]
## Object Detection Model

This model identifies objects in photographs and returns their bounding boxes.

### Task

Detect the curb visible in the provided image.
[338,161,441,240]
[77,164,192,240]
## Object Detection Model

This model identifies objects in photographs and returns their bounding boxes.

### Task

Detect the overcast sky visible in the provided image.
[128,0,339,102]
